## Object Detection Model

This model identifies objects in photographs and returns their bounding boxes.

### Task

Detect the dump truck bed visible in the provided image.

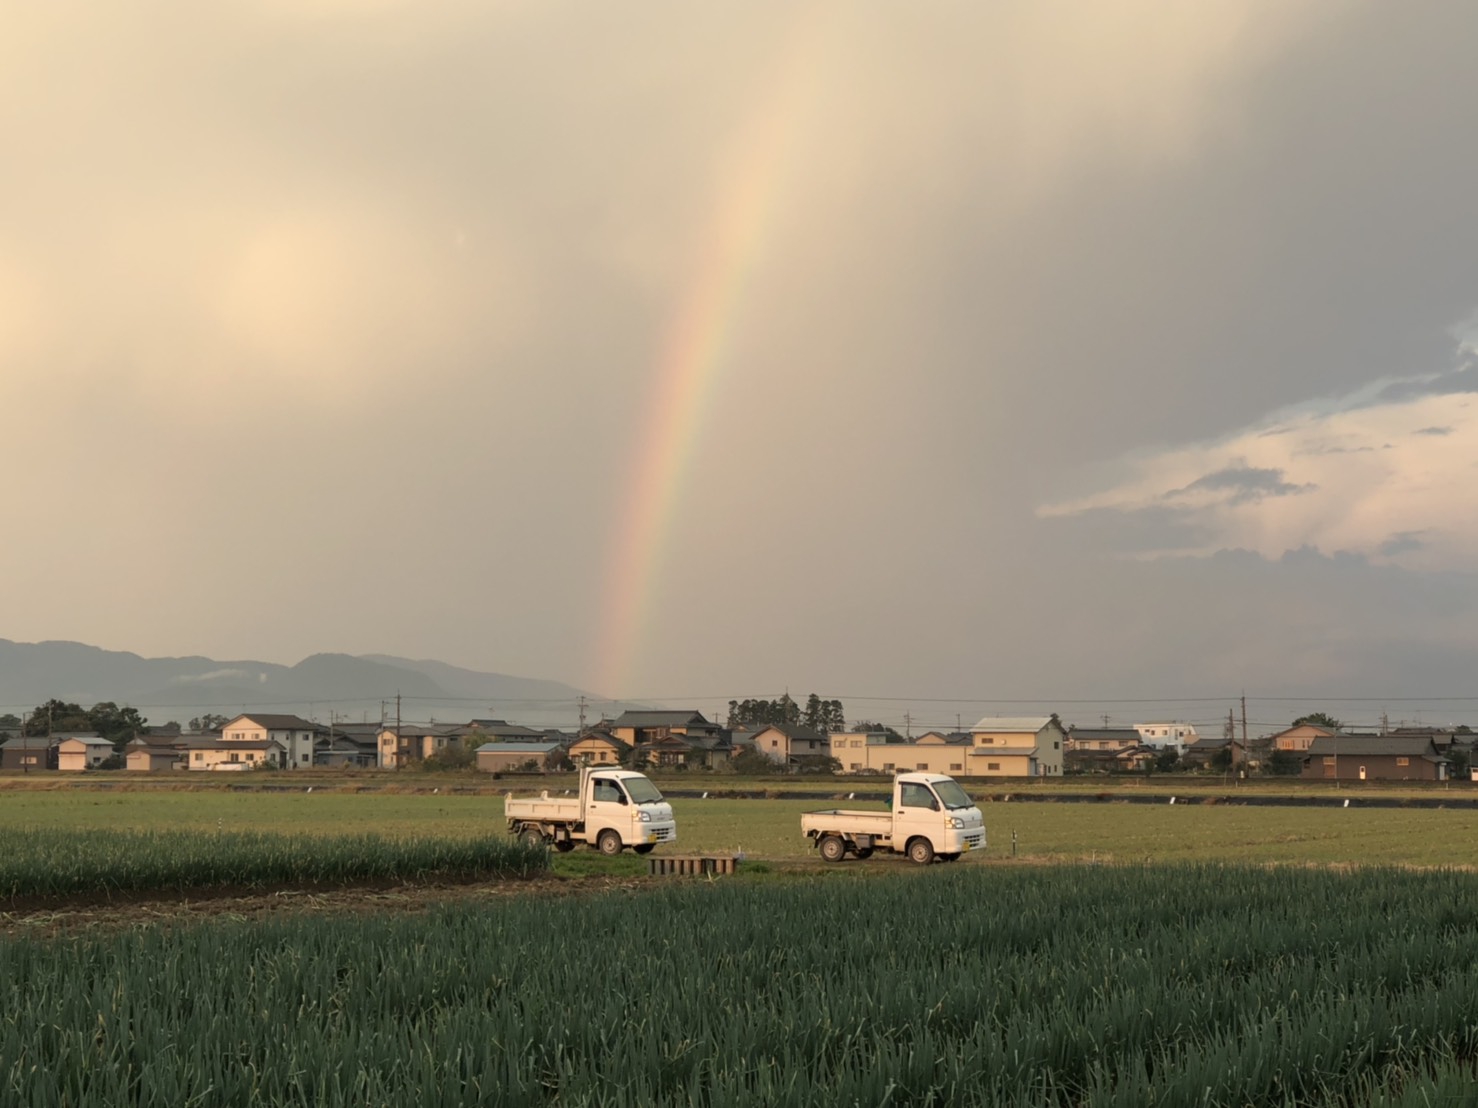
[800,810,894,836]
[504,795,583,823]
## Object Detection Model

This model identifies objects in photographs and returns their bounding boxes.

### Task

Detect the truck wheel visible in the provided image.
[519,828,545,848]
[819,835,847,863]
[597,829,624,856]
[554,840,575,853]
[907,838,935,865]
[633,844,655,855]
[854,847,874,860]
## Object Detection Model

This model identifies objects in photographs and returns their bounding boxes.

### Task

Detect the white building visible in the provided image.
[1133,721,1200,753]
[221,714,319,768]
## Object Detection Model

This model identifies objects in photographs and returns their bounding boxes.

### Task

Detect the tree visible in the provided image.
[1154,750,1180,773]
[726,695,809,729]
[1264,749,1304,776]
[87,702,149,747]
[23,700,91,736]
[801,694,845,735]
[188,714,229,732]
[1448,747,1471,781]
[1292,712,1341,731]
[0,713,20,730]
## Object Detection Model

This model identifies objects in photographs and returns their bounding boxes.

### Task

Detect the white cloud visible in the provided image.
[1041,369,1478,571]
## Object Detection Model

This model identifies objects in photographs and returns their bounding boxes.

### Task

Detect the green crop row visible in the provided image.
[6,864,1478,1105]
[0,828,547,902]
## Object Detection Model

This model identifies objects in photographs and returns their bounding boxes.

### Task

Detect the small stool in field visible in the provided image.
[648,854,739,877]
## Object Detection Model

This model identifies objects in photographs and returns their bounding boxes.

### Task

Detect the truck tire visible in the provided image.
[554,840,575,853]
[519,827,545,849]
[907,837,935,865]
[633,844,655,855]
[819,835,847,863]
[597,829,624,856]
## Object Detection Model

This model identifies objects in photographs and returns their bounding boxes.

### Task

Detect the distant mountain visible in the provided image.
[0,639,636,729]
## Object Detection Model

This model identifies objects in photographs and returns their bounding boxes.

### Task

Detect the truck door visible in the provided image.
[896,781,943,847]
[587,776,629,839]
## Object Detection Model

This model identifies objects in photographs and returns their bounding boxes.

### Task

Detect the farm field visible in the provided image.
[6,865,1478,1106]
[2,789,1478,867]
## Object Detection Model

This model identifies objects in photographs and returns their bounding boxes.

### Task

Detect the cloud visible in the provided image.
[1170,465,1315,506]
[1041,365,1478,570]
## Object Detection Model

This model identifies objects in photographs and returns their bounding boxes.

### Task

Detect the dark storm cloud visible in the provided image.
[1170,466,1315,505]
[1379,531,1429,557]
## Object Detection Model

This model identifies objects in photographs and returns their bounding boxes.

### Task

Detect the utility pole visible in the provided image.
[903,711,912,739]
[395,692,402,771]
[1380,711,1390,736]
[578,695,588,735]
[1240,694,1249,776]
[1102,713,1111,728]
[1225,710,1235,740]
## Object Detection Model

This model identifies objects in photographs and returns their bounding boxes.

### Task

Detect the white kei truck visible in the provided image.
[802,773,986,864]
[505,766,677,856]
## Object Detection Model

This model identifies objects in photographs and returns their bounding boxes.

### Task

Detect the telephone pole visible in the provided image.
[903,711,912,739]
[395,692,402,771]
[1240,694,1249,775]
[578,695,588,734]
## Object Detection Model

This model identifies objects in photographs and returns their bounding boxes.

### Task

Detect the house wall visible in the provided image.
[1273,725,1332,752]
[836,741,970,775]
[569,737,624,764]
[126,748,180,772]
[1303,753,1444,782]
[476,749,552,773]
[187,744,281,771]
[971,725,1064,775]
[227,719,312,767]
[966,751,1038,776]
[57,741,112,771]
[1,746,54,770]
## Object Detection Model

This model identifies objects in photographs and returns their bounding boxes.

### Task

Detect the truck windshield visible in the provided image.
[932,779,973,810]
[623,777,665,804]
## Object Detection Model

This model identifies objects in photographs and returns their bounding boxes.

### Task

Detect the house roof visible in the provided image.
[57,735,115,748]
[1185,735,1243,751]
[970,716,1056,734]
[228,713,318,731]
[461,722,546,740]
[1068,727,1144,742]
[611,710,716,730]
[753,723,826,742]
[1305,735,1447,759]
[380,724,464,738]
[572,732,630,749]
[2,736,56,750]
[475,742,562,755]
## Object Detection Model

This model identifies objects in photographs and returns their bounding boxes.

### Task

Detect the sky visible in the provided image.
[5,1,1478,731]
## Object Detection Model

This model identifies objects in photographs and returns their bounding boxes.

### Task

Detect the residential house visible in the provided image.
[185,737,287,771]
[568,731,629,766]
[221,714,319,769]
[1066,727,1145,753]
[476,741,564,773]
[319,722,381,767]
[1301,734,1449,782]
[607,710,724,749]
[749,723,831,767]
[377,723,463,768]
[1180,735,1249,770]
[0,736,57,771]
[828,730,977,776]
[967,716,1067,776]
[125,734,187,772]
[56,734,116,771]
[601,710,729,769]
[1269,723,1337,753]
[462,719,549,743]
[1134,722,1200,753]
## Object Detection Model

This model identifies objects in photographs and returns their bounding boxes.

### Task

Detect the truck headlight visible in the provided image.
[948,817,965,829]
[639,810,652,822]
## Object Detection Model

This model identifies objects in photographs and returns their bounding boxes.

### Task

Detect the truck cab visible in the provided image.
[801,772,986,864]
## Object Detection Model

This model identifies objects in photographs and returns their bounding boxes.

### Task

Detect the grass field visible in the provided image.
[2,788,1478,867]
[8,865,1478,1106]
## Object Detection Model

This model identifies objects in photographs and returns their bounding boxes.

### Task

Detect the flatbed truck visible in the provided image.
[802,772,985,863]
[506,766,677,856]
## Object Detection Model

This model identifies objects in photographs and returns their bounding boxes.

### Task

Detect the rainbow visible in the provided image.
[593,22,821,699]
